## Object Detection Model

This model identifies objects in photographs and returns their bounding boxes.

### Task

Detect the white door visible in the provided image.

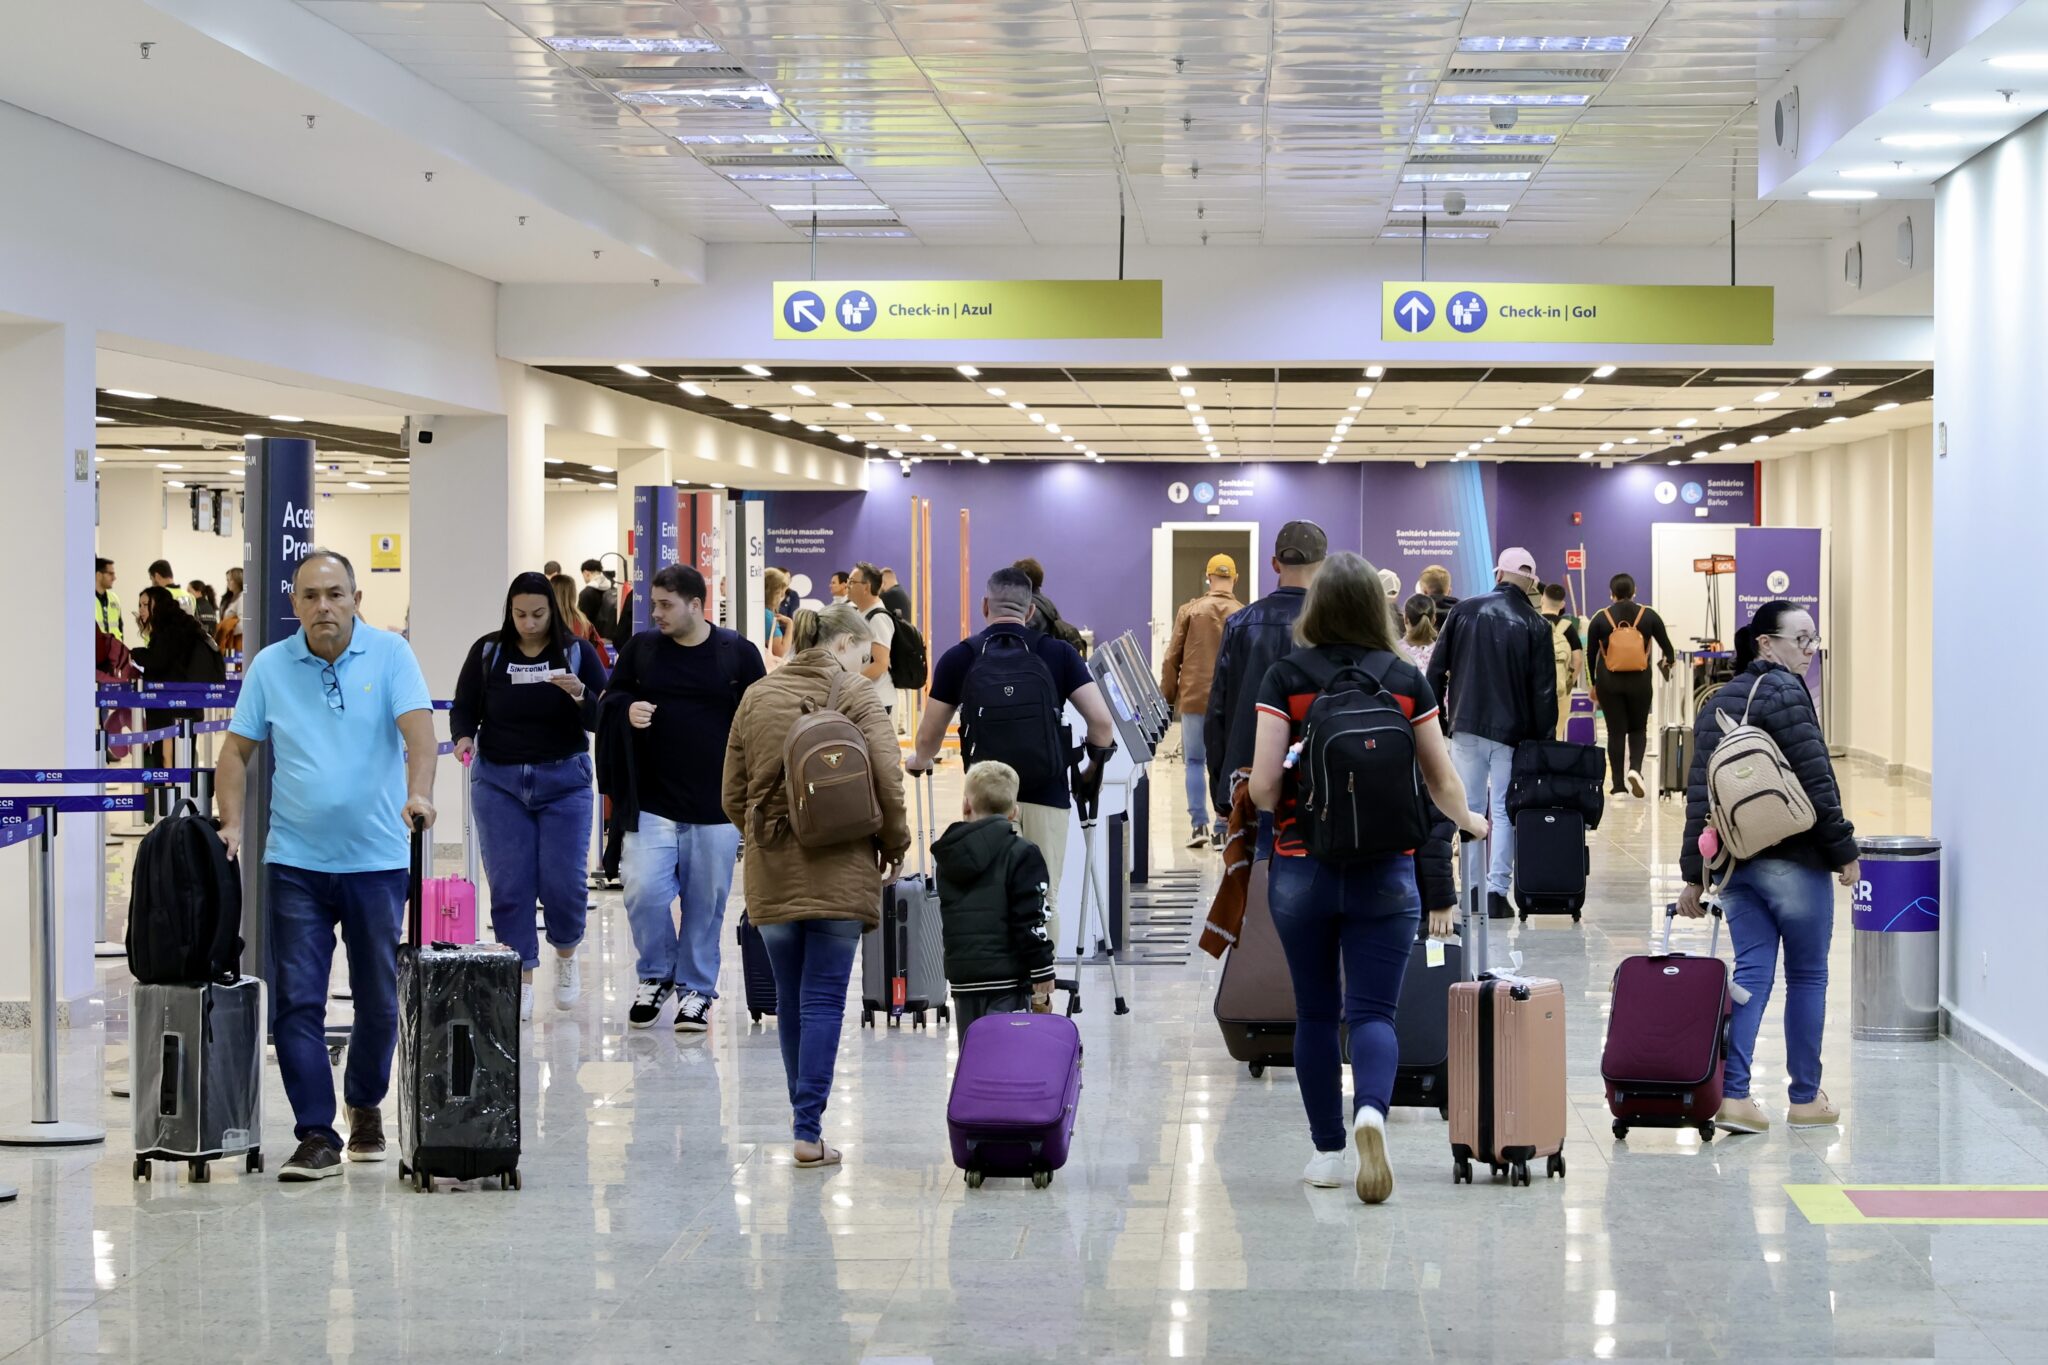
[1649,522,1738,728]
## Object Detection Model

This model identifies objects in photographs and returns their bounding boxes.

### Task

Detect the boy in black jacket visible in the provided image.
[932,761,1056,1029]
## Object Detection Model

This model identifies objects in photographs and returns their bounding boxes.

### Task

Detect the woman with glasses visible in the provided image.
[451,572,610,1019]
[1677,599,1858,1135]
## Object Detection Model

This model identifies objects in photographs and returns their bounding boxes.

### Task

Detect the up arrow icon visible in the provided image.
[1394,290,1435,334]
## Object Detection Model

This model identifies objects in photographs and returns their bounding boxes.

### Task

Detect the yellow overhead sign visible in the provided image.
[772,280,1162,340]
[1381,282,1775,345]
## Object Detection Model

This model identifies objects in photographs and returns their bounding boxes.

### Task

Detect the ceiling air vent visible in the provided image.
[700,153,844,168]
[1904,0,1934,56]
[1444,64,1613,83]
[1774,88,1800,156]
[1386,217,1505,229]
[788,216,899,229]
[579,65,753,83]
[1845,241,1864,290]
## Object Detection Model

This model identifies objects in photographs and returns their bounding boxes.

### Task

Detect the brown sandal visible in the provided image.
[793,1141,842,1168]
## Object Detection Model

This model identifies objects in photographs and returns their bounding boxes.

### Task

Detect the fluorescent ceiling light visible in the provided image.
[1929,97,2035,114]
[984,386,1006,397]
[346,481,372,490]
[1413,132,1558,146]
[725,169,856,182]
[94,415,114,423]
[1436,93,1591,107]
[1874,401,1901,411]
[942,442,957,450]
[269,414,304,422]
[957,364,980,377]
[1186,403,1203,413]
[165,480,185,489]
[545,457,565,466]
[615,363,651,378]
[679,381,706,396]
[1623,437,1638,445]
[544,36,723,54]
[742,364,772,377]
[1514,416,1534,427]
[770,412,791,422]
[865,411,886,422]
[366,467,388,476]
[599,481,616,489]
[894,423,912,433]
[1396,202,1512,213]
[1825,415,1847,423]
[1751,434,1770,443]
[1045,423,1062,434]
[804,424,823,432]
[730,402,751,410]
[156,462,183,470]
[676,133,820,147]
[242,433,261,439]
[1987,53,2048,70]
[1457,35,1634,53]
[1029,412,1046,424]
[1400,171,1532,183]
[1592,365,1617,378]
[1380,229,1494,239]
[1539,405,1556,413]
[1169,365,1190,378]
[1599,441,1615,451]
[1009,400,1026,410]
[1668,459,1683,467]
[1879,132,1972,148]
[589,464,614,473]
[620,86,779,106]
[1753,390,1781,402]
[770,203,889,213]
[832,400,852,409]
[1838,165,1923,179]
[102,388,156,400]
[790,384,816,397]
[1179,385,1197,397]
[1578,451,1593,460]
[1496,425,1513,436]
[837,433,855,443]
[1562,387,1585,400]
[1676,417,1699,428]
[1801,366,1834,381]
[1649,427,1665,435]
[1365,365,1385,379]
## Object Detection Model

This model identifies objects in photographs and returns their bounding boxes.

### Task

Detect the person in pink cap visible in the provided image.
[1424,548,1559,930]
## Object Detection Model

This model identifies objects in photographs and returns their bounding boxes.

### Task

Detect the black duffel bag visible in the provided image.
[1507,740,1607,830]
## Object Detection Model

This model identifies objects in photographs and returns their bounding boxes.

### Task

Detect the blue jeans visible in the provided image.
[1450,733,1514,896]
[471,754,593,969]
[1719,858,1835,1103]
[621,814,739,993]
[269,864,406,1149]
[755,918,863,1143]
[1180,715,1220,835]
[1266,853,1422,1150]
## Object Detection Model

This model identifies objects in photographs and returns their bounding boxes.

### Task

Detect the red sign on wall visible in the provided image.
[1565,549,1584,570]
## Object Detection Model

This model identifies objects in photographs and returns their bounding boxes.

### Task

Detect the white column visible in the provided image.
[407,363,546,821]
[0,322,101,1005]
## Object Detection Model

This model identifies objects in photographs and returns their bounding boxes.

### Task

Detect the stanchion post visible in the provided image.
[0,809,106,1147]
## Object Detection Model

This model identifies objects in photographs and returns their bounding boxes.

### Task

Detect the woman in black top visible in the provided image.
[1247,553,1487,1205]
[452,572,609,1019]
[132,586,226,769]
[1585,572,1676,796]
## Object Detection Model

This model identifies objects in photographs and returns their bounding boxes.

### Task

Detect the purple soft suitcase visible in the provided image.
[1565,691,1597,746]
[946,1012,1082,1189]
[1601,905,1736,1142]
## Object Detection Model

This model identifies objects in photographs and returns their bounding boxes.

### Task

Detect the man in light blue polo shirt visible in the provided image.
[216,549,437,1183]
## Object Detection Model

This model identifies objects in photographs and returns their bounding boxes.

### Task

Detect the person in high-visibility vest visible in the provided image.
[94,556,124,642]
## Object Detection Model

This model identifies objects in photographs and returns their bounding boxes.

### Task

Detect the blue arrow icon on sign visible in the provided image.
[783,290,825,333]
[1394,290,1435,334]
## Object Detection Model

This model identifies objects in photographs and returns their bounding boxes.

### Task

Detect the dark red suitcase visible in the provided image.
[1601,904,1737,1142]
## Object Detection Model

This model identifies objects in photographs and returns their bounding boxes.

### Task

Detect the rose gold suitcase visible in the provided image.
[1448,835,1568,1186]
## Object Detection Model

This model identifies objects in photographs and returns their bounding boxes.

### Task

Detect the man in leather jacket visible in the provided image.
[1426,547,1559,917]
[1202,520,1327,848]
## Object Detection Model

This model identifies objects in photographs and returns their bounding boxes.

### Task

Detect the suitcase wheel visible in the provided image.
[1697,1122,1717,1143]
[398,1160,409,1179]
[246,1150,263,1175]
[1511,1161,1531,1187]
[964,1169,986,1190]
[1247,1061,1266,1079]
[913,1010,927,1029]
[1031,1169,1053,1190]
[1438,1105,1449,1121]
[860,1010,873,1029]
[937,1003,951,1024]
[750,1011,763,1023]
[503,1168,522,1192]
[1611,1121,1629,1141]
[132,1158,149,1182]
[1547,1152,1566,1180]
[1453,1157,1472,1184]
[189,1161,210,1184]
[413,1171,436,1193]
[1571,912,1582,924]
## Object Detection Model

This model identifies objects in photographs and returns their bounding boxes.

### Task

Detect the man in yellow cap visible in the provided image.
[1160,553,1244,848]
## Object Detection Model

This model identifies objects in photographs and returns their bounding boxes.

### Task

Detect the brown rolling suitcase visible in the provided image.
[1212,861,1295,1077]
[1449,834,1568,1186]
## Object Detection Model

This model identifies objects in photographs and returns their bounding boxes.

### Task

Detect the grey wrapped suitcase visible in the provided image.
[861,770,949,1029]
[131,976,264,1182]
[396,826,522,1192]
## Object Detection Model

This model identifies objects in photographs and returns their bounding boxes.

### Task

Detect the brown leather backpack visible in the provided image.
[774,670,884,849]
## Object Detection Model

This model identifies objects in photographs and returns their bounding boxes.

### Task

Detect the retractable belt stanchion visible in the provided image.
[91,730,122,960]
[0,804,106,1148]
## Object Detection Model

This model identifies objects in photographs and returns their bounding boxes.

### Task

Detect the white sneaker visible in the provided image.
[554,953,581,1009]
[1625,769,1647,798]
[1302,1150,1349,1188]
[1353,1107,1394,1205]
[519,983,535,1022]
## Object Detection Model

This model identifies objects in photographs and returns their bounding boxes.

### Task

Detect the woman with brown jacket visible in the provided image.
[722,605,910,1168]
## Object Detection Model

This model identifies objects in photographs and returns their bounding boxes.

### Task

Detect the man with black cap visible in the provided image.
[1426,547,1559,920]
[1203,520,1327,848]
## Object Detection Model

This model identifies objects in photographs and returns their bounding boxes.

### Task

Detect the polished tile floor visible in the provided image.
[0,758,2041,1363]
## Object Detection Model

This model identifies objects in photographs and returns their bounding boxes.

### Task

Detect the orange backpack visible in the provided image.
[1600,607,1651,673]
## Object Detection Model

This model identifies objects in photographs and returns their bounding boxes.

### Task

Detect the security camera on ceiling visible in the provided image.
[1490,106,1519,131]
[1444,191,1467,216]
[1812,390,1837,408]
[899,460,912,478]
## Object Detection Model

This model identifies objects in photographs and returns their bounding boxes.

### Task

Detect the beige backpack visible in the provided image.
[1704,676,1816,868]
[773,671,883,849]
[1599,606,1651,672]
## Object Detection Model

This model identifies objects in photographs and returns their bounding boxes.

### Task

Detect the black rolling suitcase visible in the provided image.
[861,771,949,1029]
[131,976,264,1183]
[1659,724,1693,797]
[1512,808,1589,922]
[737,912,777,1022]
[396,825,522,1192]
[1392,937,1461,1116]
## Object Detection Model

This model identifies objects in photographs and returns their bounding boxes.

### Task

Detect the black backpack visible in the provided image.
[959,631,1069,792]
[868,607,928,689]
[1295,652,1431,862]
[126,800,243,984]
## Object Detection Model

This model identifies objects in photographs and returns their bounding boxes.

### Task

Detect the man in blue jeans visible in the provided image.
[607,564,765,1033]
[215,550,437,1182]
[1159,554,1242,848]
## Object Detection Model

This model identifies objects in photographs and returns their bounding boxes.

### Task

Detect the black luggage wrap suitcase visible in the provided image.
[1512,808,1589,921]
[1659,724,1693,797]
[861,770,949,1028]
[397,825,522,1190]
[1393,937,1461,1116]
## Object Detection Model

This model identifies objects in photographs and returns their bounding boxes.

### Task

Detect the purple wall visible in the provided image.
[762,460,1757,654]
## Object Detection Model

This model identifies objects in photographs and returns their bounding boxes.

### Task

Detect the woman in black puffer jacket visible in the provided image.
[1678,599,1859,1137]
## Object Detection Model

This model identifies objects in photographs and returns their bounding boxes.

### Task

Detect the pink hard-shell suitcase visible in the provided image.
[1601,904,1738,1142]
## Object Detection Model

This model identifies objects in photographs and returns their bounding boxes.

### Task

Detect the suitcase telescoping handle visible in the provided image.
[1661,901,1723,957]
[406,819,426,949]
[912,766,933,880]
[1461,828,1489,982]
